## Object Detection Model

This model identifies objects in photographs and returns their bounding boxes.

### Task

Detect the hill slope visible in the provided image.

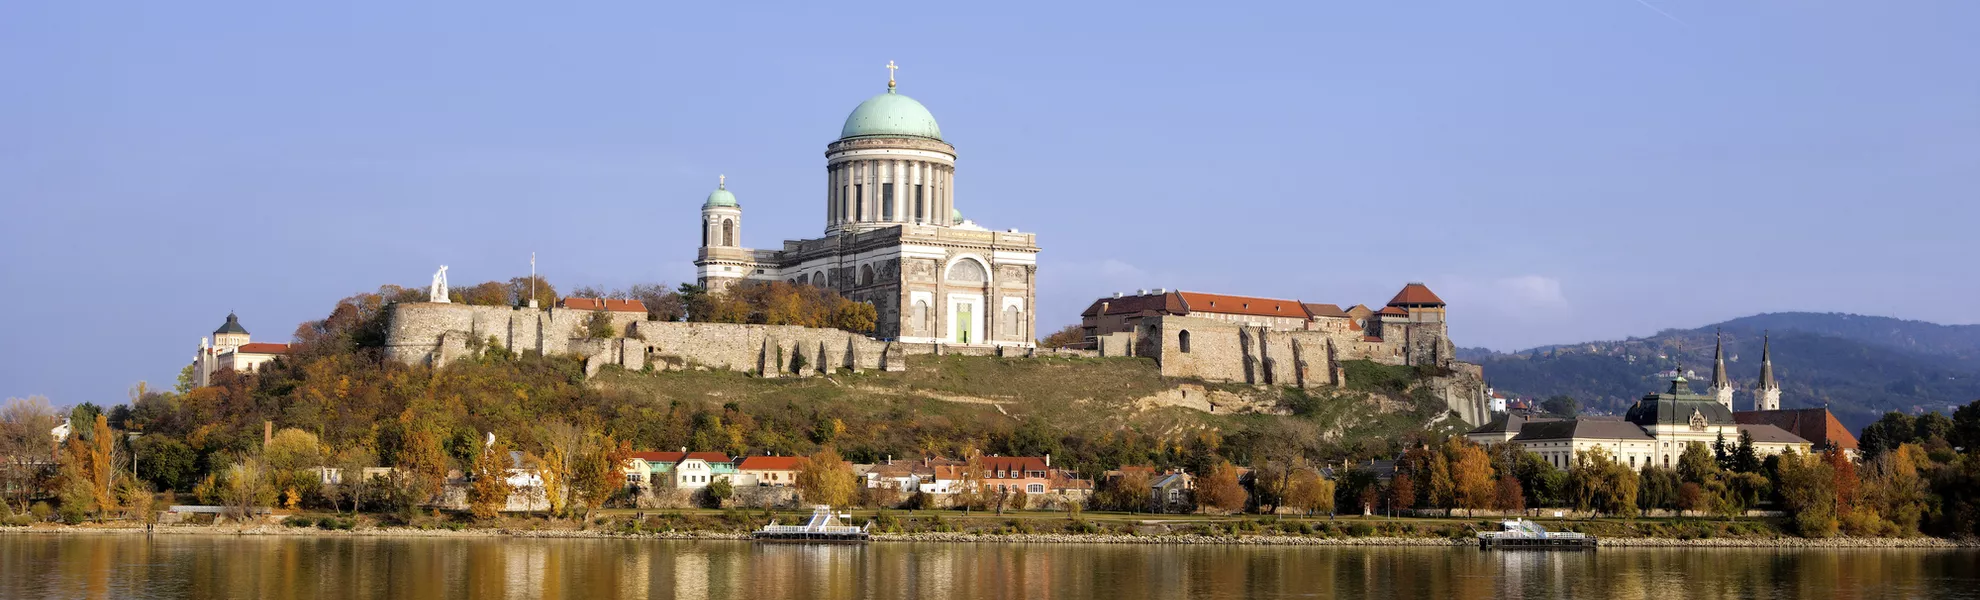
[1470,313,1980,431]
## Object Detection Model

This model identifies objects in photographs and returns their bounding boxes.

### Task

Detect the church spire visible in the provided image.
[1755,332,1782,411]
[1758,333,1778,391]
[1707,328,1734,410]
[1710,328,1731,389]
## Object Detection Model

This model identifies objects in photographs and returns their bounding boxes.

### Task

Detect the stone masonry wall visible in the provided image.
[385,303,906,375]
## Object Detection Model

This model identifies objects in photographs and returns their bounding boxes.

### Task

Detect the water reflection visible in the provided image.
[2,534,1975,599]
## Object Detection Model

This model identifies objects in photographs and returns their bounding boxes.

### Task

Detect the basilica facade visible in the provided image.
[694,68,1040,347]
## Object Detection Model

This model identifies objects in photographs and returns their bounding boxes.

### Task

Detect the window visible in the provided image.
[855,185,865,221]
[701,222,709,247]
[882,184,895,220]
[721,219,734,247]
[841,186,851,222]
[1026,484,1045,494]
[915,185,925,221]
[1179,330,1191,353]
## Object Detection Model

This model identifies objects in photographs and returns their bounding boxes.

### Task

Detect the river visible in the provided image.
[3,534,1976,599]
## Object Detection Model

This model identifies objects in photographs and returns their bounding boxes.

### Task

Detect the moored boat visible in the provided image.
[752,506,871,543]
[1478,518,1597,550]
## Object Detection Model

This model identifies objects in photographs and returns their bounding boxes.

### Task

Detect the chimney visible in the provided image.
[1137,289,1147,295]
[1100,301,1110,313]
[1113,292,1123,299]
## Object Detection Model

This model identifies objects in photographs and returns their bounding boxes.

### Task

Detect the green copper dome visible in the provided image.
[840,87,943,141]
[703,179,737,209]
[950,207,964,223]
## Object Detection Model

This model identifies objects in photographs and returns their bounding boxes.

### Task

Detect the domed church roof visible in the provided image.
[214,312,249,335]
[839,64,943,141]
[703,175,738,209]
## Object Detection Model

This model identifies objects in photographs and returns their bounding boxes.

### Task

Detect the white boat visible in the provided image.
[752,506,872,543]
[1478,518,1597,549]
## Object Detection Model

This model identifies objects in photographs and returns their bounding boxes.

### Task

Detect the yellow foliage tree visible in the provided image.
[795,447,856,508]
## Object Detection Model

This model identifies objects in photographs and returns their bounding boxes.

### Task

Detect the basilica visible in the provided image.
[694,65,1039,348]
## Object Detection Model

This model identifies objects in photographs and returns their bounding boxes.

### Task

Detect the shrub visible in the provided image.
[285,516,316,528]
[30,502,52,522]
[1349,523,1376,537]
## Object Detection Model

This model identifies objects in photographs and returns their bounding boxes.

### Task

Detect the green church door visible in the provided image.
[957,304,973,344]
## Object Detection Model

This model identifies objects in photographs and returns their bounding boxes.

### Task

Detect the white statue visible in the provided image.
[431,265,451,303]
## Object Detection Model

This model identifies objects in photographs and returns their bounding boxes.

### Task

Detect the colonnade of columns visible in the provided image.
[826,157,954,231]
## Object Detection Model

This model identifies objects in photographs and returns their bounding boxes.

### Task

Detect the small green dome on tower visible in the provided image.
[950,207,964,223]
[703,175,738,209]
[840,63,943,141]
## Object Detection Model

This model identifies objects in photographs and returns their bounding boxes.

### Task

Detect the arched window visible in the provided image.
[701,221,709,247]
[1003,306,1020,339]
[859,265,876,286]
[913,300,931,335]
[721,219,735,247]
[812,272,825,287]
[1179,330,1192,353]
[945,259,988,283]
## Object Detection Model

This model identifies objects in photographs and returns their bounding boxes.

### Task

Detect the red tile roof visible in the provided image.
[1362,336,1384,342]
[737,456,805,471]
[631,451,733,464]
[1734,409,1859,451]
[1303,303,1350,318]
[1080,292,1187,317]
[1386,283,1446,307]
[1376,306,1408,316]
[560,297,649,313]
[1177,292,1311,320]
[980,456,1051,475]
[233,343,290,355]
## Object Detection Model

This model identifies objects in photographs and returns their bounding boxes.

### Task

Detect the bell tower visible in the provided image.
[694,175,749,293]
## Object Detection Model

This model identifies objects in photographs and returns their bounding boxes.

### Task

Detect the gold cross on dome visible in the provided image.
[718,174,725,189]
[886,60,898,84]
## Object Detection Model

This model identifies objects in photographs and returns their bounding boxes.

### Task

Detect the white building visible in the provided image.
[693,65,1040,347]
[191,313,289,387]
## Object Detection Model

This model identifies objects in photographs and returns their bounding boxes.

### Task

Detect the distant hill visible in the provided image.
[1469,313,1980,432]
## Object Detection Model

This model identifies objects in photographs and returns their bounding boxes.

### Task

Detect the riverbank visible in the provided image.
[5,523,1972,548]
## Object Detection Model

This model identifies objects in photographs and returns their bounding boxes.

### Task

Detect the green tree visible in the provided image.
[583,311,616,339]
[1775,449,1839,537]
[1859,412,1917,459]
[1733,429,1760,474]
[1677,442,1720,485]
[1540,395,1578,418]
[704,478,734,509]
[1637,466,1681,512]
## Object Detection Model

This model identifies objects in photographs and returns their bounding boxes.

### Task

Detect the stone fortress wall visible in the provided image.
[1090,316,1489,426]
[384,302,1487,426]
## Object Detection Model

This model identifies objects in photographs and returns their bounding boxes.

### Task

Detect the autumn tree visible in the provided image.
[221,453,276,521]
[1447,440,1495,516]
[1388,473,1416,515]
[795,447,856,508]
[1100,468,1153,513]
[1494,475,1525,512]
[1039,325,1084,349]
[1194,461,1247,514]
[1568,447,1638,517]
[507,275,558,309]
[570,435,632,522]
[468,439,516,521]
[458,281,514,306]
[1,396,60,513]
[264,428,325,508]
[1823,448,1858,519]
[1282,468,1334,515]
[57,414,119,522]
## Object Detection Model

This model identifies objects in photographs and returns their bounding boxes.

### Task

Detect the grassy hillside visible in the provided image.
[591,355,1467,474]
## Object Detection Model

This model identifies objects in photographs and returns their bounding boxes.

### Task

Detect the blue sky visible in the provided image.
[3,1,1976,407]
